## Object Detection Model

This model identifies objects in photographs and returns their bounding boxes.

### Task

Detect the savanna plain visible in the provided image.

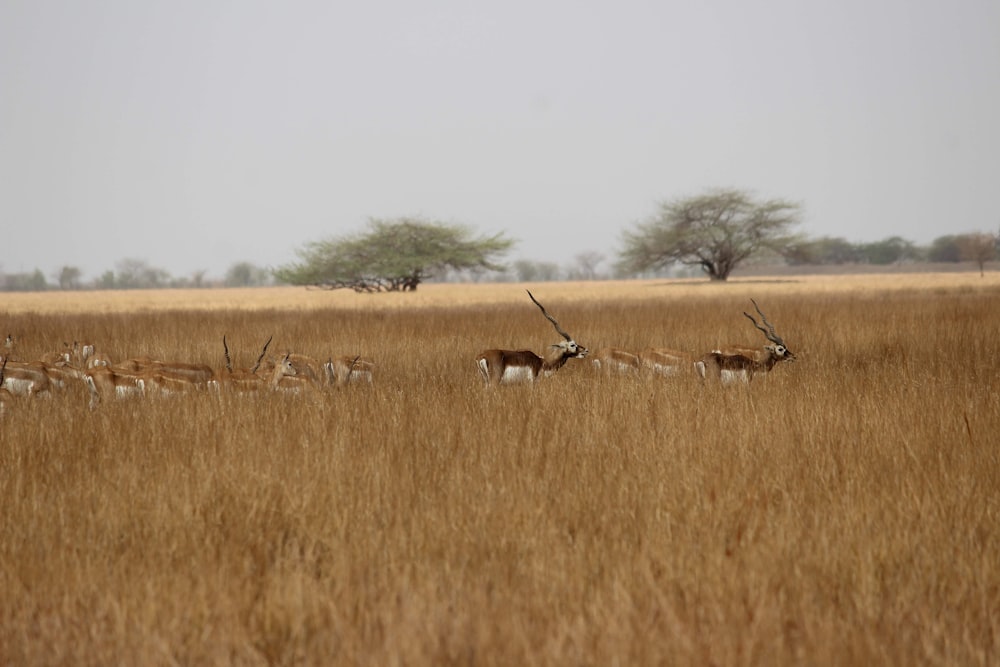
[1,274,998,666]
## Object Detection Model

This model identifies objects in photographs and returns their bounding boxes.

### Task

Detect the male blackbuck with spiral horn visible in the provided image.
[696,298,796,384]
[215,335,298,391]
[476,290,589,385]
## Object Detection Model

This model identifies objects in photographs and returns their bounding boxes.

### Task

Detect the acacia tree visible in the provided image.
[617,188,803,281]
[276,217,515,292]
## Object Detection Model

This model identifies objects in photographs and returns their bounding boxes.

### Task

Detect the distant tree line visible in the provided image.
[0,259,276,292]
[3,230,996,293]
[3,189,997,291]
[784,233,999,271]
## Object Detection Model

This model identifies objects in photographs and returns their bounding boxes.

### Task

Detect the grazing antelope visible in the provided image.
[325,355,375,385]
[696,299,796,384]
[476,290,589,385]
[591,347,641,373]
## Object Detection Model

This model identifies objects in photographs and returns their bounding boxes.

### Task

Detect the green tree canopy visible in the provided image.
[857,236,919,265]
[785,236,862,265]
[276,217,515,292]
[927,235,963,263]
[617,188,803,281]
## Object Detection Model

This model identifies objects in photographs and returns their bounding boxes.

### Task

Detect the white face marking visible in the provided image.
[553,340,587,357]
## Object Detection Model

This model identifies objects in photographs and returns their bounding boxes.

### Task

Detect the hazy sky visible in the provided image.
[2,0,998,280]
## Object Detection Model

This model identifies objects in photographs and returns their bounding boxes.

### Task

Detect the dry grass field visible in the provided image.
[2,273,998,666]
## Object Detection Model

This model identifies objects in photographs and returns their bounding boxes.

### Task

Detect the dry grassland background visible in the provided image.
[2,274,998,665]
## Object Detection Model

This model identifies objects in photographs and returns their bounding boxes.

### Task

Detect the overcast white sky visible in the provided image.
[2,0,998,280]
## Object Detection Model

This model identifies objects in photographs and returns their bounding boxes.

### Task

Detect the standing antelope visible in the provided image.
[476,290,589,385]
[696,299,796,384]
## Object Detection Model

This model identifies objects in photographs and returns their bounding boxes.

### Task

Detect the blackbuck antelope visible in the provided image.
[0,357,13,417]
[85,351,113,369]
[591,348,641,373]
[476,290,589,385]
[72,341,96,366]
[215,336,298,391]
[325,355,375,385]
[40,344,72,365]
[111,354,216,396]
[639,348,696,376]
[116,357,215,385]
[696,299,796,384]
[0,356,54,396]
[84,366,146,407]
[258,349,375,390]
[220,335,271,375]
[41,341,94,367]
[271,352,326,392]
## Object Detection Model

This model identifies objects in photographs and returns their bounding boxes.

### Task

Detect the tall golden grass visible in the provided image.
[2,274,998,665]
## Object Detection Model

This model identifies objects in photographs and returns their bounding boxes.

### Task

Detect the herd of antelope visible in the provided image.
[1,292,793,416]
[0,333,374,415]
[476,291,795,386]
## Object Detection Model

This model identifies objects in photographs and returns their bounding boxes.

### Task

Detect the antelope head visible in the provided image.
[743,299,795,362]
[526,289,589,359]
